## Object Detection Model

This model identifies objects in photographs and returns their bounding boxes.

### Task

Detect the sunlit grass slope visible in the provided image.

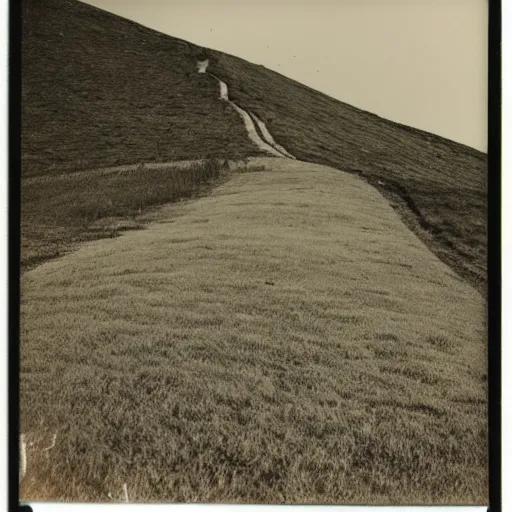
[20,159,487,504]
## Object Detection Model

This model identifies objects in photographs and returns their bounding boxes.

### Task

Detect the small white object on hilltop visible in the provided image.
[197,60,209,73]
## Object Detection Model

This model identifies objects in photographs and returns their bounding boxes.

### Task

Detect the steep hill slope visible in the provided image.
[21,0,259,176]
[20,159,487,504]
[21,0,487,293]
[204,53,487,294]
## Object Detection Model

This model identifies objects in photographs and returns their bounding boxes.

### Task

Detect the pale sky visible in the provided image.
[83,0,488,152]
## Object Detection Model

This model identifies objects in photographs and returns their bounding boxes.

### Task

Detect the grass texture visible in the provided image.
[20,159,487,504]
[21,158,228,271]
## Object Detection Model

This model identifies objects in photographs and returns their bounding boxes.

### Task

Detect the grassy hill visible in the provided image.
[21,0,487,293]
[21,0,258,177]
[20,159,487,504]
[20,0,488,505]
[205,53,488,295]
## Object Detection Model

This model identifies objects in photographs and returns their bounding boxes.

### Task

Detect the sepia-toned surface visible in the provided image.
[21,159,487,503]
[20,0,488,505]
[21,0,487,294]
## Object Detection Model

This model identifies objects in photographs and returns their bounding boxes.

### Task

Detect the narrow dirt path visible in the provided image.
[24,160,205,185]
[249,112,295,159]
[200,61,294,159]
[209,74,284,157]
[226,99,285,157]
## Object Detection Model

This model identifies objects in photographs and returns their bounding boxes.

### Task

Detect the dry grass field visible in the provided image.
[20,158,487,504]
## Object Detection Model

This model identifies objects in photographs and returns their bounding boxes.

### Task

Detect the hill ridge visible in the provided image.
[82,1,485,157]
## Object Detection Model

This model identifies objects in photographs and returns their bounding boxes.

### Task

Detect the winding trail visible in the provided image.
[210,74,284,157]
[249,112,296,159]
[200,61,294,159]
[227,100,285,157]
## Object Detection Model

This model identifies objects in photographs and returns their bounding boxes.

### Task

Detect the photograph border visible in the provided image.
[8,0,502,510]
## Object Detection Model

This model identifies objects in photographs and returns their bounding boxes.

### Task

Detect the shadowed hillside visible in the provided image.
[21,0,260,177]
